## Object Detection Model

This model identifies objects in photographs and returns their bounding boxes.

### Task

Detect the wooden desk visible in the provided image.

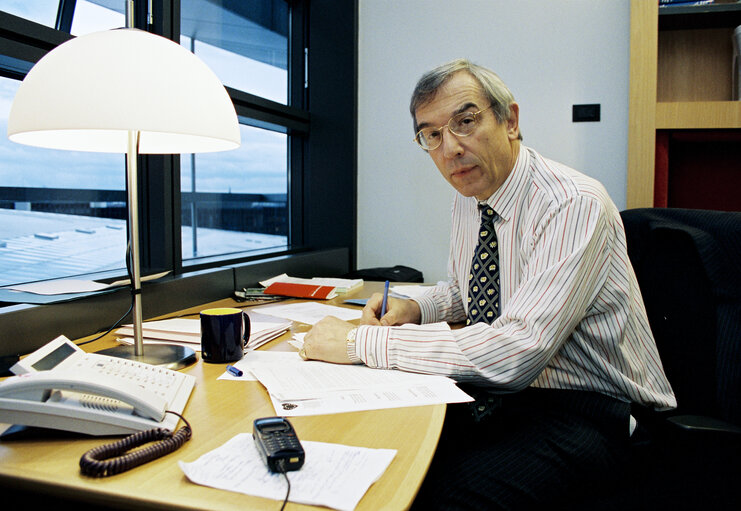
[0,284,445,510]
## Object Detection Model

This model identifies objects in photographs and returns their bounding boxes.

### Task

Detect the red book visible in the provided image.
[263,282,337,300]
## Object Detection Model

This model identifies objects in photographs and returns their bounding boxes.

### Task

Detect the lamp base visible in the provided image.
[96,344,197,371]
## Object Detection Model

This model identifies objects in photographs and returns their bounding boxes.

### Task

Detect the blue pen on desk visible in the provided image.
[226,364,243,377]
[381,280,390,317]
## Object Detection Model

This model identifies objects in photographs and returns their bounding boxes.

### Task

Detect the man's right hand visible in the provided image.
[361,292,421,326]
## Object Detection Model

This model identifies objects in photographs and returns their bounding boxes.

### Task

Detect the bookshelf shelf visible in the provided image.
[656,101,741,129]
[659,2,741,30]
[628,1,741,210]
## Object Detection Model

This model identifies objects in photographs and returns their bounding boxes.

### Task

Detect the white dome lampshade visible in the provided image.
[7,28,240,154]
[6,27,240,368]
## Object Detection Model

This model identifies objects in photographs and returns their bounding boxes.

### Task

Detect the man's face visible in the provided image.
[414,72,520,200]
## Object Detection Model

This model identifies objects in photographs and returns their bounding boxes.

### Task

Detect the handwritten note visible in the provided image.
[179,433,396,511]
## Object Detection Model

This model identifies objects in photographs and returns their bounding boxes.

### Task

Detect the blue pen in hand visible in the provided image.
[226,364,243,377]
[381,280,390,317]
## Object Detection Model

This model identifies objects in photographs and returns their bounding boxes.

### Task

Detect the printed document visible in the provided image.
[179,433,396,511]
[229,348,473,416]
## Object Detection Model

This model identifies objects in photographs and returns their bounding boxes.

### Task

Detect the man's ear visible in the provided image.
[506,103,520,140]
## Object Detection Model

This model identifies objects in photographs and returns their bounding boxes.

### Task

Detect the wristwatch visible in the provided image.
[346,327,362,364]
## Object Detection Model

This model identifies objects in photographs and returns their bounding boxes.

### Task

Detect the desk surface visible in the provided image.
[0,283,445,510]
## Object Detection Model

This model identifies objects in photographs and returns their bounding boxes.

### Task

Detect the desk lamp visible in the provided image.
[6,9,240,369]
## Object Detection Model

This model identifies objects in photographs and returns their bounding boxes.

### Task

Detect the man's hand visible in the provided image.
[361,293,422,326]
[302,316,355,364]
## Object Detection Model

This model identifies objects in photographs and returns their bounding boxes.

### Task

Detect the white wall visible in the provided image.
[356,0,631,282]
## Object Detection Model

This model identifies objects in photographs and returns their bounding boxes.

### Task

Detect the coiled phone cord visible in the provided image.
[79,411,192,477]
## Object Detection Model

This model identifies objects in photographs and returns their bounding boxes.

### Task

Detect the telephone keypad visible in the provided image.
[71,355,188,406]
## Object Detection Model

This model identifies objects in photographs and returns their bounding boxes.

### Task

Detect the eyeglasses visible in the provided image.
[413,105,492,151]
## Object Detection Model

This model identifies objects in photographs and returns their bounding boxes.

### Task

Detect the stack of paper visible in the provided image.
[115,312,291,351]
[245,312,293,349]
[259,273,363,299]
[226,346,473,417]
[115,318,200,346]
[389,284,436,298]
[252,301,362,325]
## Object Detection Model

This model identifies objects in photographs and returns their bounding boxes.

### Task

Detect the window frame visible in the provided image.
[0,0,358,367]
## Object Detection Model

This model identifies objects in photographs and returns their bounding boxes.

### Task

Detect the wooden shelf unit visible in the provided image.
[656,101,741,129]
[627,1,741,208]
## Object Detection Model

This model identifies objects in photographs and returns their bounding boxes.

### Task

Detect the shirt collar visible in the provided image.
[477,144,529,223]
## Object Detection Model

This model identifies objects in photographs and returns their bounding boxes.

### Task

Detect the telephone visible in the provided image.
[0,336,195,436]
[253,416,305,473]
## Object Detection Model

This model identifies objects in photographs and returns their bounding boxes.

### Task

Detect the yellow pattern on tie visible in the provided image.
[466,204,500,325]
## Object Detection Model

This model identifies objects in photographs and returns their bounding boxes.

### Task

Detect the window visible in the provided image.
[181,124,288,263]
[2,0,124,34]
[179,0,290,265]
[1,1,58,28]
[0,75,126,286]
[0,0,304,286]
[180,0,288,104]
[0,0,358,360]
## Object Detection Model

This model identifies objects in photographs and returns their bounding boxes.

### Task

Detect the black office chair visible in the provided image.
[588,208,741,510]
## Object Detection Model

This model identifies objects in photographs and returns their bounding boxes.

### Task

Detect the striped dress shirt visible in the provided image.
[355,146,676,410]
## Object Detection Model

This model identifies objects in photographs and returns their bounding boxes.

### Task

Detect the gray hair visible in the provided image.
[410,59,522,140]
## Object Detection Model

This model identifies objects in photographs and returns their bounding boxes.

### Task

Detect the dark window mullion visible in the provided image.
[55,0,77,32]
[288,0,307,249]
[143,0,310,274]
[139,0,181,275]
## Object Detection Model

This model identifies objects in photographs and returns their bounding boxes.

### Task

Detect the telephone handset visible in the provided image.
[0,371,167,422]
[0,336,195,436]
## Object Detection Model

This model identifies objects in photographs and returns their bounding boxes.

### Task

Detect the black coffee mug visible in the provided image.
[200,307,250,363]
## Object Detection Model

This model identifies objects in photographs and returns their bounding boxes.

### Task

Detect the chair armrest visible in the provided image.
[666,414,741,442]
[667,414,741,434]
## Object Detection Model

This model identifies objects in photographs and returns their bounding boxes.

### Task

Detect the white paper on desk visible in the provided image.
[270,380,473,417]
[244,312,292,349]
[288,332,305,350]
[252,301,362,325]
[217,351,300,381]
[4,271,170,295]
[250,357,459,401]
[389,284,436,299]
[179,434,396,511]
[115,337,199,351]
[5,279,110,295]
[116,319,200,344]
[122,317,200,335]
[115,317,200,349]
[115,313,290,351]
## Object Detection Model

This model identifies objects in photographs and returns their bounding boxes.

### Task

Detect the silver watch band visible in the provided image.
[346,327,362,364]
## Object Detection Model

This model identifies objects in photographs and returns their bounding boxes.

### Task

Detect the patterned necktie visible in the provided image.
[466,203,500,325]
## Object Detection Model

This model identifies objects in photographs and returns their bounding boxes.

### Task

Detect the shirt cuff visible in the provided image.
[345,327,362,364]
[412,294,439,324]
[355,325,392,369]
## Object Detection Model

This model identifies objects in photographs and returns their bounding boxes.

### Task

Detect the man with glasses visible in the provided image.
[303,59,675,509]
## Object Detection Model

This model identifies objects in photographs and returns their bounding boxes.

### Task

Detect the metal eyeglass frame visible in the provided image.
[413,104,493,151]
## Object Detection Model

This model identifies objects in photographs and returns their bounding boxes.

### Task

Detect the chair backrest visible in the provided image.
[621,208,741,426]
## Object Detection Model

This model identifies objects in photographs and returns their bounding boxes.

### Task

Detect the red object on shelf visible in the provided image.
[263,282,337,300]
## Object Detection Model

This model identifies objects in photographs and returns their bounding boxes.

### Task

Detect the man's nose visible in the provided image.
[440,127,463,158]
